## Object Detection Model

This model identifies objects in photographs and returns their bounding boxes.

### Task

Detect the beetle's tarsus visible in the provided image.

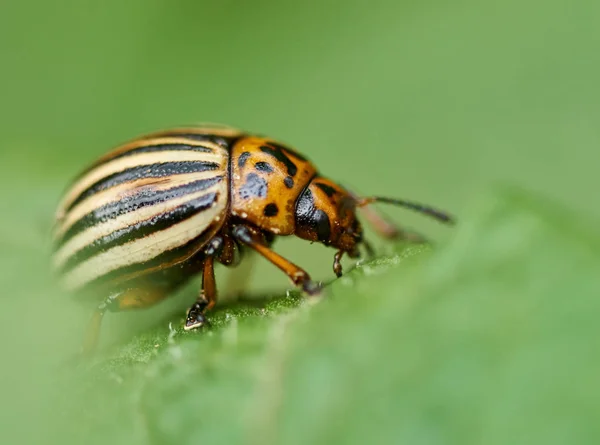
[333,250,344,278]
[184,255,217,331]
[184,302,210,330]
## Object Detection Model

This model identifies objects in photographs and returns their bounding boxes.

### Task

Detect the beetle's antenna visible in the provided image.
[356,197,455,225]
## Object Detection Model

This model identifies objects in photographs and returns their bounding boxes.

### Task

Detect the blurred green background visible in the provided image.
[1,0,599,443]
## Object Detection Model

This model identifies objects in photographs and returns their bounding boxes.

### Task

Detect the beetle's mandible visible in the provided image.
[51,124,454,353]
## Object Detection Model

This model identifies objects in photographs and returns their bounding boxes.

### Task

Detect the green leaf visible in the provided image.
[50,186,600,445]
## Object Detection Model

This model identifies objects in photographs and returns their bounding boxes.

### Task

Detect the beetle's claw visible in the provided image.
[184,303,210,331]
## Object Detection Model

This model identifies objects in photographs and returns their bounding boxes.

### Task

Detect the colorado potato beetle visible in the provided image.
[52,124,454,352]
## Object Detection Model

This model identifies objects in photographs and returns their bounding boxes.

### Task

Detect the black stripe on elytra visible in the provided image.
[59,192,218,275]
[315,182,337,198]
[80,228,215,290]
[56,176,224,249]
[67,161,220,213]
[259,145,298,176]
[78,142,217,180]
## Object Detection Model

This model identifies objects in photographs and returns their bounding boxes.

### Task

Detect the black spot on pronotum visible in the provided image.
[255,161,274,173]
[283,176,294,188]
[239,173,268,200]
[315,182,337,198]
[259,145,298,176]
[238,152,251,168]
[263,203,279,217]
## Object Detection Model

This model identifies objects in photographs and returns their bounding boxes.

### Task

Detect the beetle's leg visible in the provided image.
[184,255,217,330]
[184,236,223,331]
[333,250,344,278]
[333,245,362,277]
[215,234,239,267]
[232,225,322,295]
[82,287,168,355]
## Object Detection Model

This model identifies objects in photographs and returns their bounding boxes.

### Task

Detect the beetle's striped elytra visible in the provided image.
[52,124,455,353]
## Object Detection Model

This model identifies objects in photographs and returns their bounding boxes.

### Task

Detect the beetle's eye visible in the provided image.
[313,209,332,244]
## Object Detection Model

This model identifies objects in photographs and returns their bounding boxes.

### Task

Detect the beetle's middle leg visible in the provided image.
[184,235,231,330]
[184,255,217,330]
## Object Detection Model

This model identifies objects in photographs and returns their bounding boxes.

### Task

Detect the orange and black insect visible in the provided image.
[52,124,454,352]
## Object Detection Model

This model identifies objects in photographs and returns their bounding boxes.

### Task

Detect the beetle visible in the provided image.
[52,124,454,352]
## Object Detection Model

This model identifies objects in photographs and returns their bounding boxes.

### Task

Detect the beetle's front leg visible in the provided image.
[232,224,322,295]
[333,250,344,278]
[332,246,360,278]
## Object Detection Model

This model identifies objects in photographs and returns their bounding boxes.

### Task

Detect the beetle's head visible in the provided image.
[294,177,364,253]
[294,176,455,255]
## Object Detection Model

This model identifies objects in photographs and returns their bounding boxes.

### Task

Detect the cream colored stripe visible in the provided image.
[54,170,223,239]
[61,189,227,291]
[57,150,225,215]
[104,136,219,154]
[89,137,222,167]
[53,180,225,270]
